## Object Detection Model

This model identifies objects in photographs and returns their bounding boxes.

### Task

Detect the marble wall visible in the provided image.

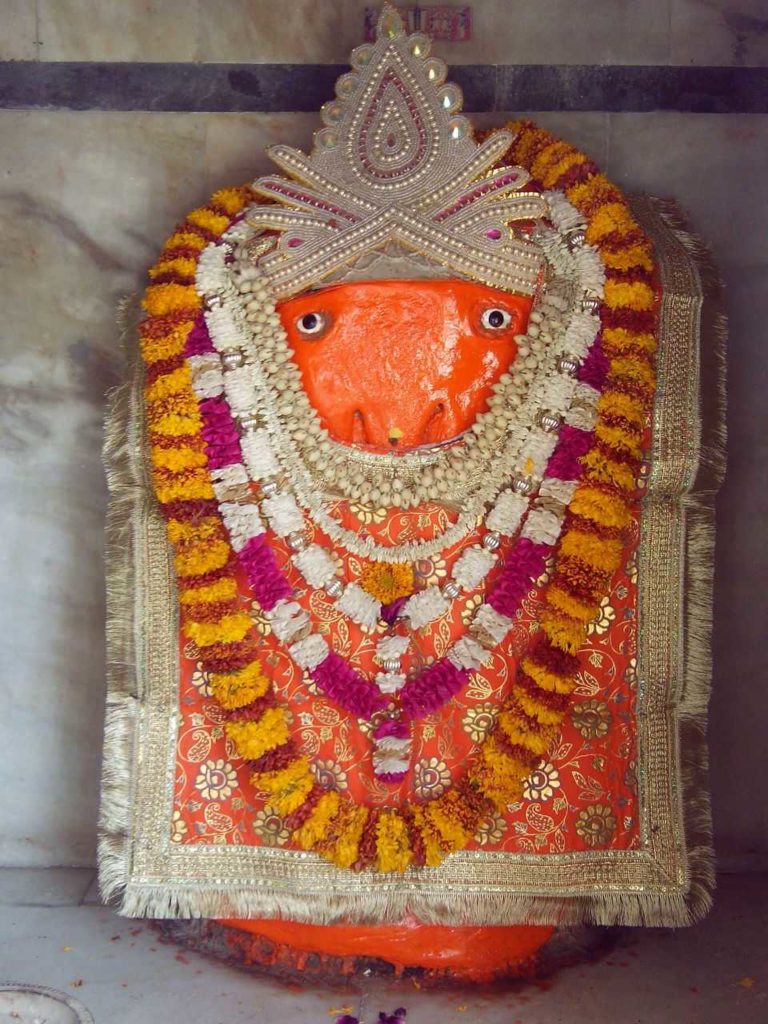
[3,0,768,64]
[0,2,766,869]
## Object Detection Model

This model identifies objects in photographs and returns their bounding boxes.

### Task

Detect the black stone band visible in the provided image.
[0,61,766,113]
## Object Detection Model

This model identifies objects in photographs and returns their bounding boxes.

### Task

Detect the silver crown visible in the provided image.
[245,4,546,299]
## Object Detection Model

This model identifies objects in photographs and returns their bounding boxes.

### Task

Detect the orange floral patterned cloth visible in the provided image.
[173,495,641,856]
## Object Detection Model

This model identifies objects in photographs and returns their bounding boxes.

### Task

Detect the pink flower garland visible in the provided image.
[186,315,215,356]
[311,652,387,721]
[199,396,243,468]
[545,424,593,480]
[238,535,292,611]
[577,334,608,389]
[487,537,549,618]
[181,316,607,735]
[400,659,469,718]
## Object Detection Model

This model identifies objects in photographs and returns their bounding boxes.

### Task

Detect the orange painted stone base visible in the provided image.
[219,919,554,980]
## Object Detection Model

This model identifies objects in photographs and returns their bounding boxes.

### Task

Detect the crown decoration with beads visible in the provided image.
[245,3,547,298]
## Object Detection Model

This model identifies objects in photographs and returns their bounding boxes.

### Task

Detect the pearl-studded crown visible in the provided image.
[246,3,547,298]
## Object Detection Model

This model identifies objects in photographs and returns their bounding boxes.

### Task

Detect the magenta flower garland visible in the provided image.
[181,314,607,744]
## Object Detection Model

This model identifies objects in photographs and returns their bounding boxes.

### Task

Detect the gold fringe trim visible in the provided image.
[635,195,727,925]
[114,885,711,928]
[97,295,146,906]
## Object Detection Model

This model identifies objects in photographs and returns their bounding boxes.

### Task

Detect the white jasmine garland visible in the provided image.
[372,753,410,775]
[337,583,381,633]
[292,544,337,588]
[486,489,528,536]
[544,190,585,234]
[375,671,406,694]
[188,352,223,377]
[375,635,410,664]
[564,311,600,360]
[240,428,280,479]
[404,586,449,630]
[262,492,304,537]
[573,246,605,294]
[222,221,251,244]
[195,243,229,296]
[473,604,514,646]
[221,364,255,413]
[518,428,558,476]
[289,633,329,671]
[565,381,601,430]
[541,375,576,412]
[204,306,241,352]
[447,636,490,671]
[452,545,496,591]
[188,362,225,401]
[219,501,265,550]
[210,463,249,500]
[267,600,310,643]
[539,477,579,505]
[373,736,411,756]
[573,381,601,408]
[521,507,563,546]
[565,404,598,431]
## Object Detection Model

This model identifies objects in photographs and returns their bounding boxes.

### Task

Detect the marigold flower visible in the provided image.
[359,561,415,604]
[604,279,655,311]
[153,467,215,504]
[179,577,238,605]
[185,611,252,648]
[295,791,341,850]
[174,538,231,578]
[253,757,315,816]
[149,256,198,281]
[375,811,413,873]
[163,230,208,252]
[210,660,269,710]
[520,656,576,695]
[142,282,201,316]
[210,186,252,214]
[328,804,368,869]
[545,585,599,625]
[226,707,290,761]
[139,322,196,363]
[186,207,230,236]
[569,486,632,531]
[539,608,586,655]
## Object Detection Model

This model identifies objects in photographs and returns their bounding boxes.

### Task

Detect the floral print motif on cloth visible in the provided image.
[174,503,641,855]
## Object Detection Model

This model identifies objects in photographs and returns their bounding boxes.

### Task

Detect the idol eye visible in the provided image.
[480,307,513,331]
[295,311,327,337]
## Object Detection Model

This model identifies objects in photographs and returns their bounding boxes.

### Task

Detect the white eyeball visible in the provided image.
[480,307,513,330]
[295,311,327,336]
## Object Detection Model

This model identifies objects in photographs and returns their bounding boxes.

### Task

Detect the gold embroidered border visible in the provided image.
[98,195,724,926]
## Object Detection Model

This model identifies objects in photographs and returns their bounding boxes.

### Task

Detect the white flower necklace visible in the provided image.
[184,188,604,781]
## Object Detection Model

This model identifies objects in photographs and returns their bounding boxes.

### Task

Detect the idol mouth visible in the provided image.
[336,428,469,458]
[340,402,468,454]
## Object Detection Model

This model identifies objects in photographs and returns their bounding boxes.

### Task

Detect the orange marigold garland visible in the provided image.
[139,123,657,874]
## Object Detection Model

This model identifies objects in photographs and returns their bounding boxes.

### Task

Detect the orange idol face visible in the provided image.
[279,279,533,452]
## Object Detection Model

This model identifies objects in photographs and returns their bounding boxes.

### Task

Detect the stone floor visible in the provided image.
[0,870,766,1023]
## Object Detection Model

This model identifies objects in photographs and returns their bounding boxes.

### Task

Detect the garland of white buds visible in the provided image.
[190,197,602,566]
[185,188,605,779]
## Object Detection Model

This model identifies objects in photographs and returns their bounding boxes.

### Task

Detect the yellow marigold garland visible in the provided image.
[138,129,657,871]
